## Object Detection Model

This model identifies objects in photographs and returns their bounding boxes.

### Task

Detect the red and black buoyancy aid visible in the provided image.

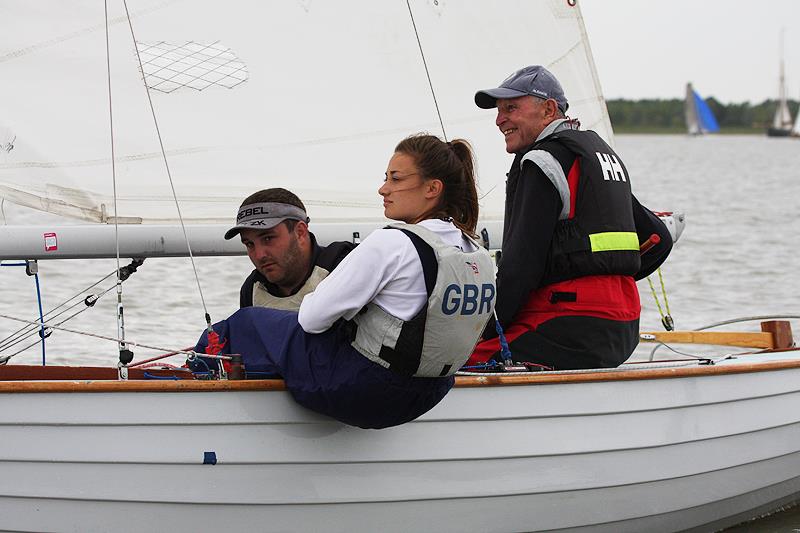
[527,129,641,286]
[468,129,642,367]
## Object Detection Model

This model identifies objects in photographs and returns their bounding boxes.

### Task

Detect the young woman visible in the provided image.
[194,134,496,429]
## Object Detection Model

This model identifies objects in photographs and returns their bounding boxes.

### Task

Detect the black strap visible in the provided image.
[393,228,437,296]
[376,227,439,376]
[560,236,591,254]
[549,291,577,304]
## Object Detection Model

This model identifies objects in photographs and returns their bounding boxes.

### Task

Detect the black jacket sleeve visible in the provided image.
[632,196,673,280]
[316,241,356,272]
[488,160,562,337]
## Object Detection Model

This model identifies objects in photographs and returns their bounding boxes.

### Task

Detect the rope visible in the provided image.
[648,314,800,360]
[405,0,447,141]
[492,309,513,363]
[646,342,712,363]
[646,267,674,330]
[33,272,46,366]
[120,0,213,332]
[129,347,193,368]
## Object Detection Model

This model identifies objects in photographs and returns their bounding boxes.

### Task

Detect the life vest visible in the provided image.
[351,223,496,377]
[252,265,329,310]
[523,129,641,286]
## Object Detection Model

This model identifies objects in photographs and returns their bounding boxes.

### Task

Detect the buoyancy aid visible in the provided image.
[252,265,329,310]
[524,129,641,286]
[351,223,496,377]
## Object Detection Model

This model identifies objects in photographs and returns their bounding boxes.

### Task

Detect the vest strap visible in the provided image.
[520,150,571,220]
[394,228,437,296]
[374,227,439,376]
[549,291,577,304]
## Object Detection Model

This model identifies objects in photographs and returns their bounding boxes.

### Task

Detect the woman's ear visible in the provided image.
[425,179,444,199]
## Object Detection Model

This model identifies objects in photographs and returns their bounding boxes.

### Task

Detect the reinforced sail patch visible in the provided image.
[137,41,248,93]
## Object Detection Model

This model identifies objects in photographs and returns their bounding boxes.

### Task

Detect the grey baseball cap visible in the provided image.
[475,65,568,112]
[224,202,309,240]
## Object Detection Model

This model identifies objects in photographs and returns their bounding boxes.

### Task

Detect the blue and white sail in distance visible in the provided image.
[685,83,720,135]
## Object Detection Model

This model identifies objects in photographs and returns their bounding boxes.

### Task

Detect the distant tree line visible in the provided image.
[605,98,799,133]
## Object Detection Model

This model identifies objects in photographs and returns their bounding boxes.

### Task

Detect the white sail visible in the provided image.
[772,62,793,130]
[0,0,612,244]
[685,83,701,135]
[770,31,793,134]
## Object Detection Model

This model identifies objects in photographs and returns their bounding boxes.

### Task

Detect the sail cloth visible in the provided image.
[685,83,719,135]
[0,1,613,234]
[773,63,794,131]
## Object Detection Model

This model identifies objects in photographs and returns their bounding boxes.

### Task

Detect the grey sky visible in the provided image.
[579,0,800,103]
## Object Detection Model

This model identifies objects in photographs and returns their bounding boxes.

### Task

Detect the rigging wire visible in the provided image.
[405,0,448,141]
[0,292,107,357]
[0,268,116,350]
[0,312,226,361]
[0,260,145,361]
[120,0,213,332]
[104,0,133,368]
[695,314,800,332]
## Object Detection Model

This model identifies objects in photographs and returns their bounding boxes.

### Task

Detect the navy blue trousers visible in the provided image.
[194,307,453,429]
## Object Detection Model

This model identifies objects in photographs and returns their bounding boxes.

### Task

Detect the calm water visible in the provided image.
[2,133,800,529]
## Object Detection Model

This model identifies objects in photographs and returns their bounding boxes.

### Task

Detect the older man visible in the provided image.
[224,188,354,311]
[469,65,672,370]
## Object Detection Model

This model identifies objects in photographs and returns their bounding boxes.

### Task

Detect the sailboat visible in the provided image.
[1,2,800,532]
[768,34,794,137]
[684,82,720,135]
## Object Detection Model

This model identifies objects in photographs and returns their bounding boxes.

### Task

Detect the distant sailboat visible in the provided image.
[684,83,720,135]
[768,33,794,137]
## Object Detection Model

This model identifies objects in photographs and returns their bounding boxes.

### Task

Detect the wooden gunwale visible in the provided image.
[1,356,800,393]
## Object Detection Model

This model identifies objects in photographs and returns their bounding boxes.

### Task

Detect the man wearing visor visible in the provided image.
[224,188,355,311]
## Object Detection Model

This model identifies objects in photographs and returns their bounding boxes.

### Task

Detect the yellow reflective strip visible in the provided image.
[589,232,639,252]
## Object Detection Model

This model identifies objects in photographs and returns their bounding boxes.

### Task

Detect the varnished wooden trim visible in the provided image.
[455,358,800,387]
[2,357,800,393]
[640,330,775,349]
[0,378,287,393]
[762,320,795,349]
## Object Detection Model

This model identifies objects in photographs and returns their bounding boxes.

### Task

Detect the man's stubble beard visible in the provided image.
[272,236,307,293]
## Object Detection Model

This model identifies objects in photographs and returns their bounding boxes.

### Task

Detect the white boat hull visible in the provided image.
[3,356,800,532]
